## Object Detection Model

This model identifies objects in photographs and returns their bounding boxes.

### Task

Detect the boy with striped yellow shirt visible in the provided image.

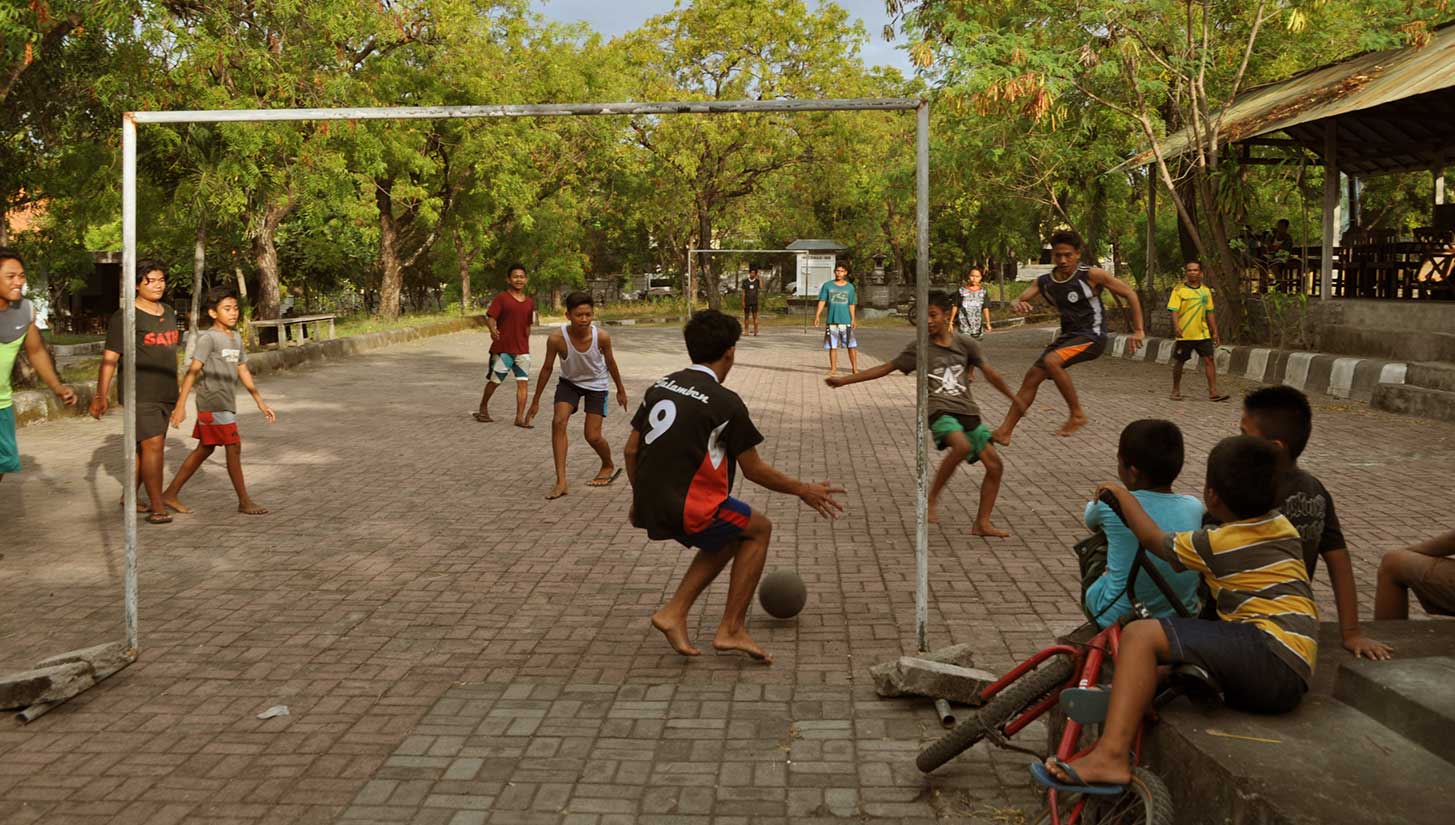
[1034,435,1315,795]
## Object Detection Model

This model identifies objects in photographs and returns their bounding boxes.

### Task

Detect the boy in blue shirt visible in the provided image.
[1081,419,1204,626]
[813,264,858,376]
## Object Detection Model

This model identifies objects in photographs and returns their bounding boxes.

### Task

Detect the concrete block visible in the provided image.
[35,641,132,674]
[0,662,95,710]
[1408,361,1455,392]
[1371,383,1455,423]
[1334,657,1455,766]
[870,656,997,706]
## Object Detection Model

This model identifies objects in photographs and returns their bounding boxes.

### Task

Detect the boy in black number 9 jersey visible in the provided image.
[626,310,846,664]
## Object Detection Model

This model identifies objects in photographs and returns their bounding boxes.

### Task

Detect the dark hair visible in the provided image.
[1184,259,1203,270]
[1206,435,1284,519]
[136,259,167,285]
[967,267,984,278]
[1276,218,1290,228]
[0,247,23,268]
[684,309,741,364]
[1049,230,1083,251]
[834,262,848,271]
[927,289,956,313]
[1118,419,1184,488]
[507,263,527,276]
[1243,385,1313,459]
[748,263,760,273]
[205,286,239,311]
[564,290,594,311]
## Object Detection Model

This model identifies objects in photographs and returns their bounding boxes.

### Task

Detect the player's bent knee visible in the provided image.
[745,511,773,539]
[1378,549,1419,584]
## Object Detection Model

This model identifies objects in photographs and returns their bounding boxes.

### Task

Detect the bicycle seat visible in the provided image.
[1165,664,1224,709]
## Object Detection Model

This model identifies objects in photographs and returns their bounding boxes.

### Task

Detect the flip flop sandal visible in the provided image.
[589,468,625,487]
[1210,394,1231,402]
[471,412,493,422]
[1028,759,1126,796]
[146,512,173,525]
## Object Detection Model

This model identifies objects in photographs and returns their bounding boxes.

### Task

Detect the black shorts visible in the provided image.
[743,301,759,313]
[1036,333,1106,369]
[1158,617,1307,714]
[134,401,176,442]
[1174,338,1216,362]
[554,379,608,417]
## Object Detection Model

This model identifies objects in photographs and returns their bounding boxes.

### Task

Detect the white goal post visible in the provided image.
[117,96,936,662]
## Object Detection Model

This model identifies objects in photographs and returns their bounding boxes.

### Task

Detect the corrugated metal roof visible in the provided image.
[1118,23,1455,174]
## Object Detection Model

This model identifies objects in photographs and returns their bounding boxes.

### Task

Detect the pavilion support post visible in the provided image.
[1347,175,1361,231]
[1436,168,1446,206]
[1320,123,1339,301]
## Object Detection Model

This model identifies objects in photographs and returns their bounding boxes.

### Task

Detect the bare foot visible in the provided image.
[162,495,193,515]
[713,629,772,664]
[651,611,701,656]
[472,411,493,422]
[546,483,569,500]
[1044,750,1132,787]
[587,466,621,487]
[238,500,269,515]
[514,419,535,429]
[991,427,1012,447]
[1169,392,1183,401]
[121,497,150,512]
[1056,414,1089,438]
[971,522,1010,538]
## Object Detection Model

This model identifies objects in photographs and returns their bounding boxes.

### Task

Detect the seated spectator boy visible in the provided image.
[1033,436,1315,794]
[1375,530,1455,619]
[1081,420,1204,627]
[1240,386,1391,659]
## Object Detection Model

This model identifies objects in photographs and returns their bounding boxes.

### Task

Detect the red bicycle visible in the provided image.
[916,493,1221,825]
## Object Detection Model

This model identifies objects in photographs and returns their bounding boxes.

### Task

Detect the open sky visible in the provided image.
[531,0,914,75]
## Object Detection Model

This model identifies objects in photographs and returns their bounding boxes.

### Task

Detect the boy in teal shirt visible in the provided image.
[1081,419,1204,626]
[813,264,858,376]
[1,248,77,480]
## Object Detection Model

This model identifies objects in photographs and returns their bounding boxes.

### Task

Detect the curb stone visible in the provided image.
[1053,329,1408,403]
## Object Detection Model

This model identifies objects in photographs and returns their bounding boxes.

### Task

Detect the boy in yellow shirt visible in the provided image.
[1166,260,1227,402]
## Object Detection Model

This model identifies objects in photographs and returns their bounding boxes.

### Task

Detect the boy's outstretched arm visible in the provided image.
[737,447,845,519]
[979,362,1027,415]
[1011,280,1041,314]
[1094,482,1175,563]
[1324,548,1392,660]
[825,362,895,388]
[169,360,204,428]
[237,364,275,423]
[1090,268,1146,353]
[525,333,562,424]
[23,325,76,405]
[599,330,629,411]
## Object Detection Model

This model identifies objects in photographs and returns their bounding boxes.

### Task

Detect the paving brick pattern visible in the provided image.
[3,322,1452,824]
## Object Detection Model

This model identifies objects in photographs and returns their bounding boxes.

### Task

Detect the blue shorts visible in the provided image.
[675,497,753,552]
[0,406,19,474]
[1158,617,1307,714]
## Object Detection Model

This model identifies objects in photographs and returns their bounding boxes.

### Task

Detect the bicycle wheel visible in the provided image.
[1081,768,1174,825]
[916,655,1075,773]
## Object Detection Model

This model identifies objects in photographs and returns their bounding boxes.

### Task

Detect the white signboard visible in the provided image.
[796,254,837,296]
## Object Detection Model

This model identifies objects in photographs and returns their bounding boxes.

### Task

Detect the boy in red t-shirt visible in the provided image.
[475,264,537,426]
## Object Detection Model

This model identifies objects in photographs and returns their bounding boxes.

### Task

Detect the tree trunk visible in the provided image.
[1174,165,1201,266]
[0,203,8,246]
[185,221,206,361]
[377,179,404,320]
[453,227,471,314]
[697,208,721,311]
[251,195,291,321]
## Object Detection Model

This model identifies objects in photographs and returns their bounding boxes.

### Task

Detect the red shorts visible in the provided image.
[192,411,241,446]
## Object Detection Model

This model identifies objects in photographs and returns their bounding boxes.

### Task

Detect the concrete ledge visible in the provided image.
[1371,383,1455,422]
[1070,329,1409,404]
[11,315,489,429]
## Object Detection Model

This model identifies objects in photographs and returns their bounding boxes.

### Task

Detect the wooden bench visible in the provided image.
[247,313,337,350]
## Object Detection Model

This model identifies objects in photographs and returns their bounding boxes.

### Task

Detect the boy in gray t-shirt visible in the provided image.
[163,287,276,515]
[825,290,1024,537]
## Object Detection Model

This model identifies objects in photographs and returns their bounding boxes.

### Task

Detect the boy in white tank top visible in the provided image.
[526,291,629,499]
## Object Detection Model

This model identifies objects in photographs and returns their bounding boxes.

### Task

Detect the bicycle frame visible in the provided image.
[1047,624,1138,825]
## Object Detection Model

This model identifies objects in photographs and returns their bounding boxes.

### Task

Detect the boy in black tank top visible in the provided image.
[993,230,1145,443]
[742,265,762,337]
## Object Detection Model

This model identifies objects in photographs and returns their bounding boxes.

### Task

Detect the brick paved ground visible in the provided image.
[3,321,1452,824]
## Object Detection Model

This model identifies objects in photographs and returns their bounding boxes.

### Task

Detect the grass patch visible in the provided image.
[44,332,104,346]
[332,310,466,339]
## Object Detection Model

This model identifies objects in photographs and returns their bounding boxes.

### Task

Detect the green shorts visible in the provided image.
[0,406,19,474]
[930,413,992,464]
